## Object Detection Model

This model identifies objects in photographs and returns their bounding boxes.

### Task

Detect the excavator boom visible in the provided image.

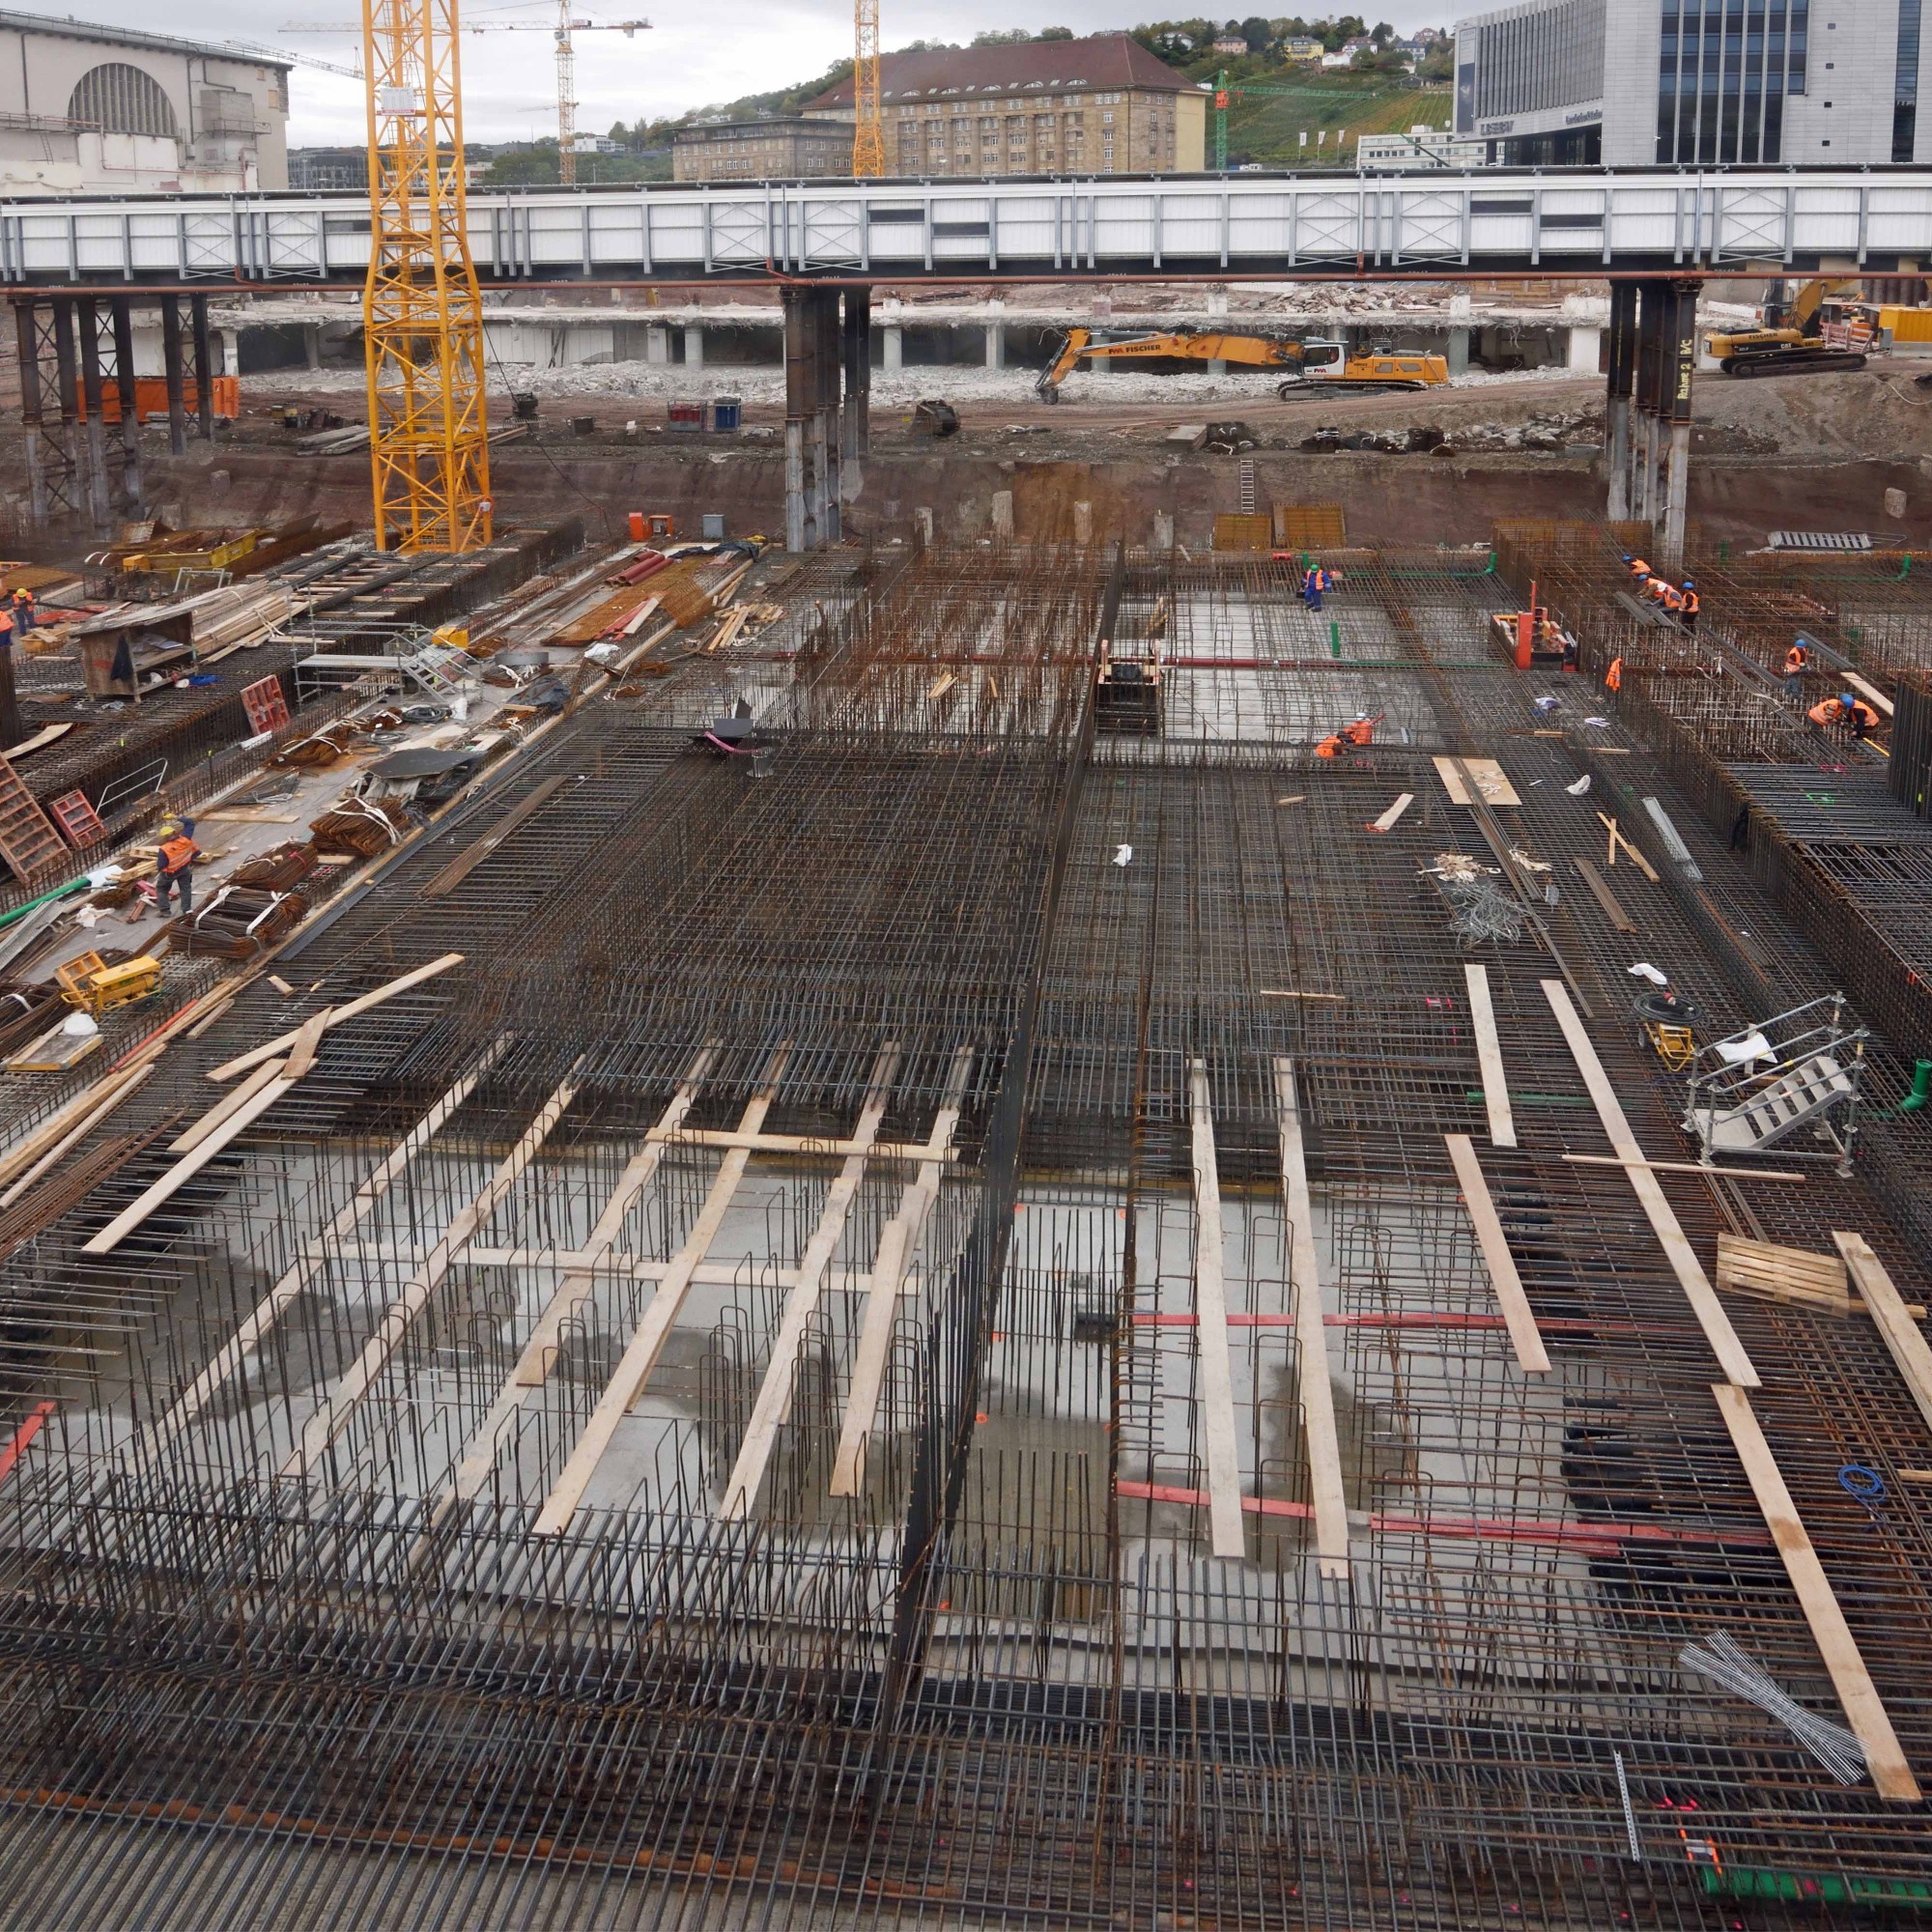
[1035,327,1445,400]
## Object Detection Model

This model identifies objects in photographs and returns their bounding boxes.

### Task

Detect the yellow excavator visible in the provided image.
[1035,327,1449,402]
[1705,277,1870,377]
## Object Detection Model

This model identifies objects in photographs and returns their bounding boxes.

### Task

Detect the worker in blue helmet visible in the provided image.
[1679,579,1699,631]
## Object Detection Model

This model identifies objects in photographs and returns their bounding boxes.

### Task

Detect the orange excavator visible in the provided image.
[1035,327,1449,402]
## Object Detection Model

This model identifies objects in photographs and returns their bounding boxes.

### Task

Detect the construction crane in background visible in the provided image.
[851,0,882,176]
[221,37,366,79]
[361,0,492,550]
[285,13,649,184]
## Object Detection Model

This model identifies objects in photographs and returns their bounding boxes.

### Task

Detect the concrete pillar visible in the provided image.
[883,324,902,371]
[1152,509,1174,552]
[303,321,323,371]
[110,296,141,509]
[1660,279,1698,568]
[984,322,1005,369]
[1566,324,1602,373]
[645,327,670,364]
[990,490,1013,541]
[814,289,840,544]
[75,298,111,528]
[1446,327,1470,378]
[190,295,214,440]
[683,324,703,369]
[1605,281,1636,523]
[841,286,870,464]
[1072,500,1093,546]
[160,294,188,459]
[14,301,47,528]
[914,505,934,548]
[783,287,810,553]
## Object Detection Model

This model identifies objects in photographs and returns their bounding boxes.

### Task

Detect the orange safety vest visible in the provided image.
[158,835,199,874]
[1315,734,1345,758]
[1628,557,1652,579]
[1344,719,1375,746]
[1681,588,1700,616]
[1659,584,1685,612]
[0,610,12,640]
[1785,647,1807,676]
[1605,657,1624,692]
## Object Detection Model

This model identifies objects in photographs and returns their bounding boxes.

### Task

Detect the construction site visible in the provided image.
[4,8,1932,1931]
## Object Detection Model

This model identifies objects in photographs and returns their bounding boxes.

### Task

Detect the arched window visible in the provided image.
[69,64,180,139]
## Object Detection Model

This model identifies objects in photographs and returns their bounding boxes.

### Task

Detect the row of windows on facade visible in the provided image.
[64,62,266,140]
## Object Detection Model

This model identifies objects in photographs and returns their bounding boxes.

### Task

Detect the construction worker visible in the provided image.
[1644,575,1674,606]
[1315,732,1346,758]
[0,603,13,648]
[10,587,34,634]
[1809,692,1880,739]
[1302,565,1329,612]
[1343,715,1376,748]
[1626,554,1653,587]
[1657,581,1686,615]
[1679,581,1699,631]
[155,816,202,916]
[1783,638,1810,699]
[1605,655,1624,694]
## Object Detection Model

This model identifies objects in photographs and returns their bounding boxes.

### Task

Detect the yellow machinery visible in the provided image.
[57,951,163,1015]
[852,0,883,175]
[1035,328,1449,401]
[1705,277,1868,377]
[361,0,492,552]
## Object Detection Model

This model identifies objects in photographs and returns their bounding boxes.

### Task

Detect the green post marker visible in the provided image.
[1330,619,1342,659]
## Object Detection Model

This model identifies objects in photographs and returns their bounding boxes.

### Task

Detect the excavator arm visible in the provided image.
[1036,327,1306,399]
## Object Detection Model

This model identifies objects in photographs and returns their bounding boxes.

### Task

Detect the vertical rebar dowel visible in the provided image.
[190,293,214,441]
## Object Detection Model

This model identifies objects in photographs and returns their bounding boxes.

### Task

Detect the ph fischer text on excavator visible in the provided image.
[1035,328,1449,401]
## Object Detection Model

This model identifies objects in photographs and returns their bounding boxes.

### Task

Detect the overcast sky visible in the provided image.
[149,0,1444,143]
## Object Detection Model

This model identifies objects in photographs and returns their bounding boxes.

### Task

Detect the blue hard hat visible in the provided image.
[1682,579,1694,588]
[1841,691,1857,704]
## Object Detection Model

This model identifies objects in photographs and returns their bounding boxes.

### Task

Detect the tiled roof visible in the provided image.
[807,34,1199,110]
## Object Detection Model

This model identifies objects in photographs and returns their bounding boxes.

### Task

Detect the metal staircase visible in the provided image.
[1683,994,1870,1173]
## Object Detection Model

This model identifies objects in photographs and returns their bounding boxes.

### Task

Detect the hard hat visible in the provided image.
[1621,554,1633,563]
[1841,692,1857,705]
[1682,579,1694,588]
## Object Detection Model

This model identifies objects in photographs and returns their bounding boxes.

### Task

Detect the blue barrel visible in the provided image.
[710,395,742,432]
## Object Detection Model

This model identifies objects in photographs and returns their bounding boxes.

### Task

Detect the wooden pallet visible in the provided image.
[1716,1232,1851,1315]
[0,753,68,884]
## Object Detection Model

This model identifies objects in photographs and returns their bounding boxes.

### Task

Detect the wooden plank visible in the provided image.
[281,1007,332,1082]
[1541,980,1760,1389]
[1433,755,1520,808]
[0,1065,153,1209]
[167,1055,288,1155]
[126,1043,508,1465]
[435,1046,718,1519]
[418,773,570,898]
[1596,811,1662,883]
[1834,1232,1932,1440]
[1573,856,1636,933]
[4,722,73,759]
[81,1074,299,1254]
[720,1046,900,1520]
[1463,963,1516,1149]
[1710,1382,1921,1804]
[534,1047,791,1535]
[208,953,463,1082]
[1443,1135,1549,1373]
[1563,1152,1805,1182]
[1189,1060,1247,1561]
[1845,672,1894,719]
[282,1069,581,1477]
[1717,1234,1849,1314]
[1273,1056,1350,1580]
[831,1045,974,1497]
[639,1125,956,1161]
[1368,792,1413,834]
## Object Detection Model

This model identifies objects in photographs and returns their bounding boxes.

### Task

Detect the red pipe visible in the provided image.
[0,1402,56,1487]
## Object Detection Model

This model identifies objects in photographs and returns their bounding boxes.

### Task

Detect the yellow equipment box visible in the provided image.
[56,951,163,1014]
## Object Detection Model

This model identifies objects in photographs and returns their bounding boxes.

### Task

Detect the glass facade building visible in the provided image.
[1656,1,1806,164]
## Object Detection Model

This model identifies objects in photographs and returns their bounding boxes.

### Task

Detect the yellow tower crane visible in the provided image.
[361,0,493,550]
[851,0,882,177]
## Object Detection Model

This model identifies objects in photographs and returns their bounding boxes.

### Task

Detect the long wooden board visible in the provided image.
[720,1047,900,1520]
[1443,1134,1549,1373]
[207,953,463,1082]
[1573,855,1636,933]
[1190,1060,1247,1561]
[1273,1057,1350,1581]
[1463,963,1516,1148]
[1716,1234,1850,1314]
[1433,755,1520,808]
[1834,1232,1932,1439]
[1541,980,1760,1389]
[1710,1382,1921,1804]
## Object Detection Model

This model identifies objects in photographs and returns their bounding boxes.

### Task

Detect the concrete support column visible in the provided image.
[303,320,323,371]
[682,324,703,369]
[1661,278,1699,568]
[882,323,902,371]
[990,490,1013,541]
[841,284,870,464]
[783,287,810,553]
[1152,509,1174,552]
[110,295,141,509]
[190,295,214,440]
[1446,327,1470,378]
[645,327,670,364]
[814,289,840,544]
[75,298,111,528]
[159,294,188,459]
[1605,281,1636,523]
[984,321,1005,369]
[14,301,48,528]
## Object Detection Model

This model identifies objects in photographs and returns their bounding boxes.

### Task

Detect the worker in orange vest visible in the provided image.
[1658,582,1686,614]
[1343,715,1376,748]
[1679,581,1699,630]
[1809,693,1880,739]
[155,816,203,915]
[1624,554,1652,584]
[1605,656,1624,693]
[10,588,34,634]
[1315,732,1346,758]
